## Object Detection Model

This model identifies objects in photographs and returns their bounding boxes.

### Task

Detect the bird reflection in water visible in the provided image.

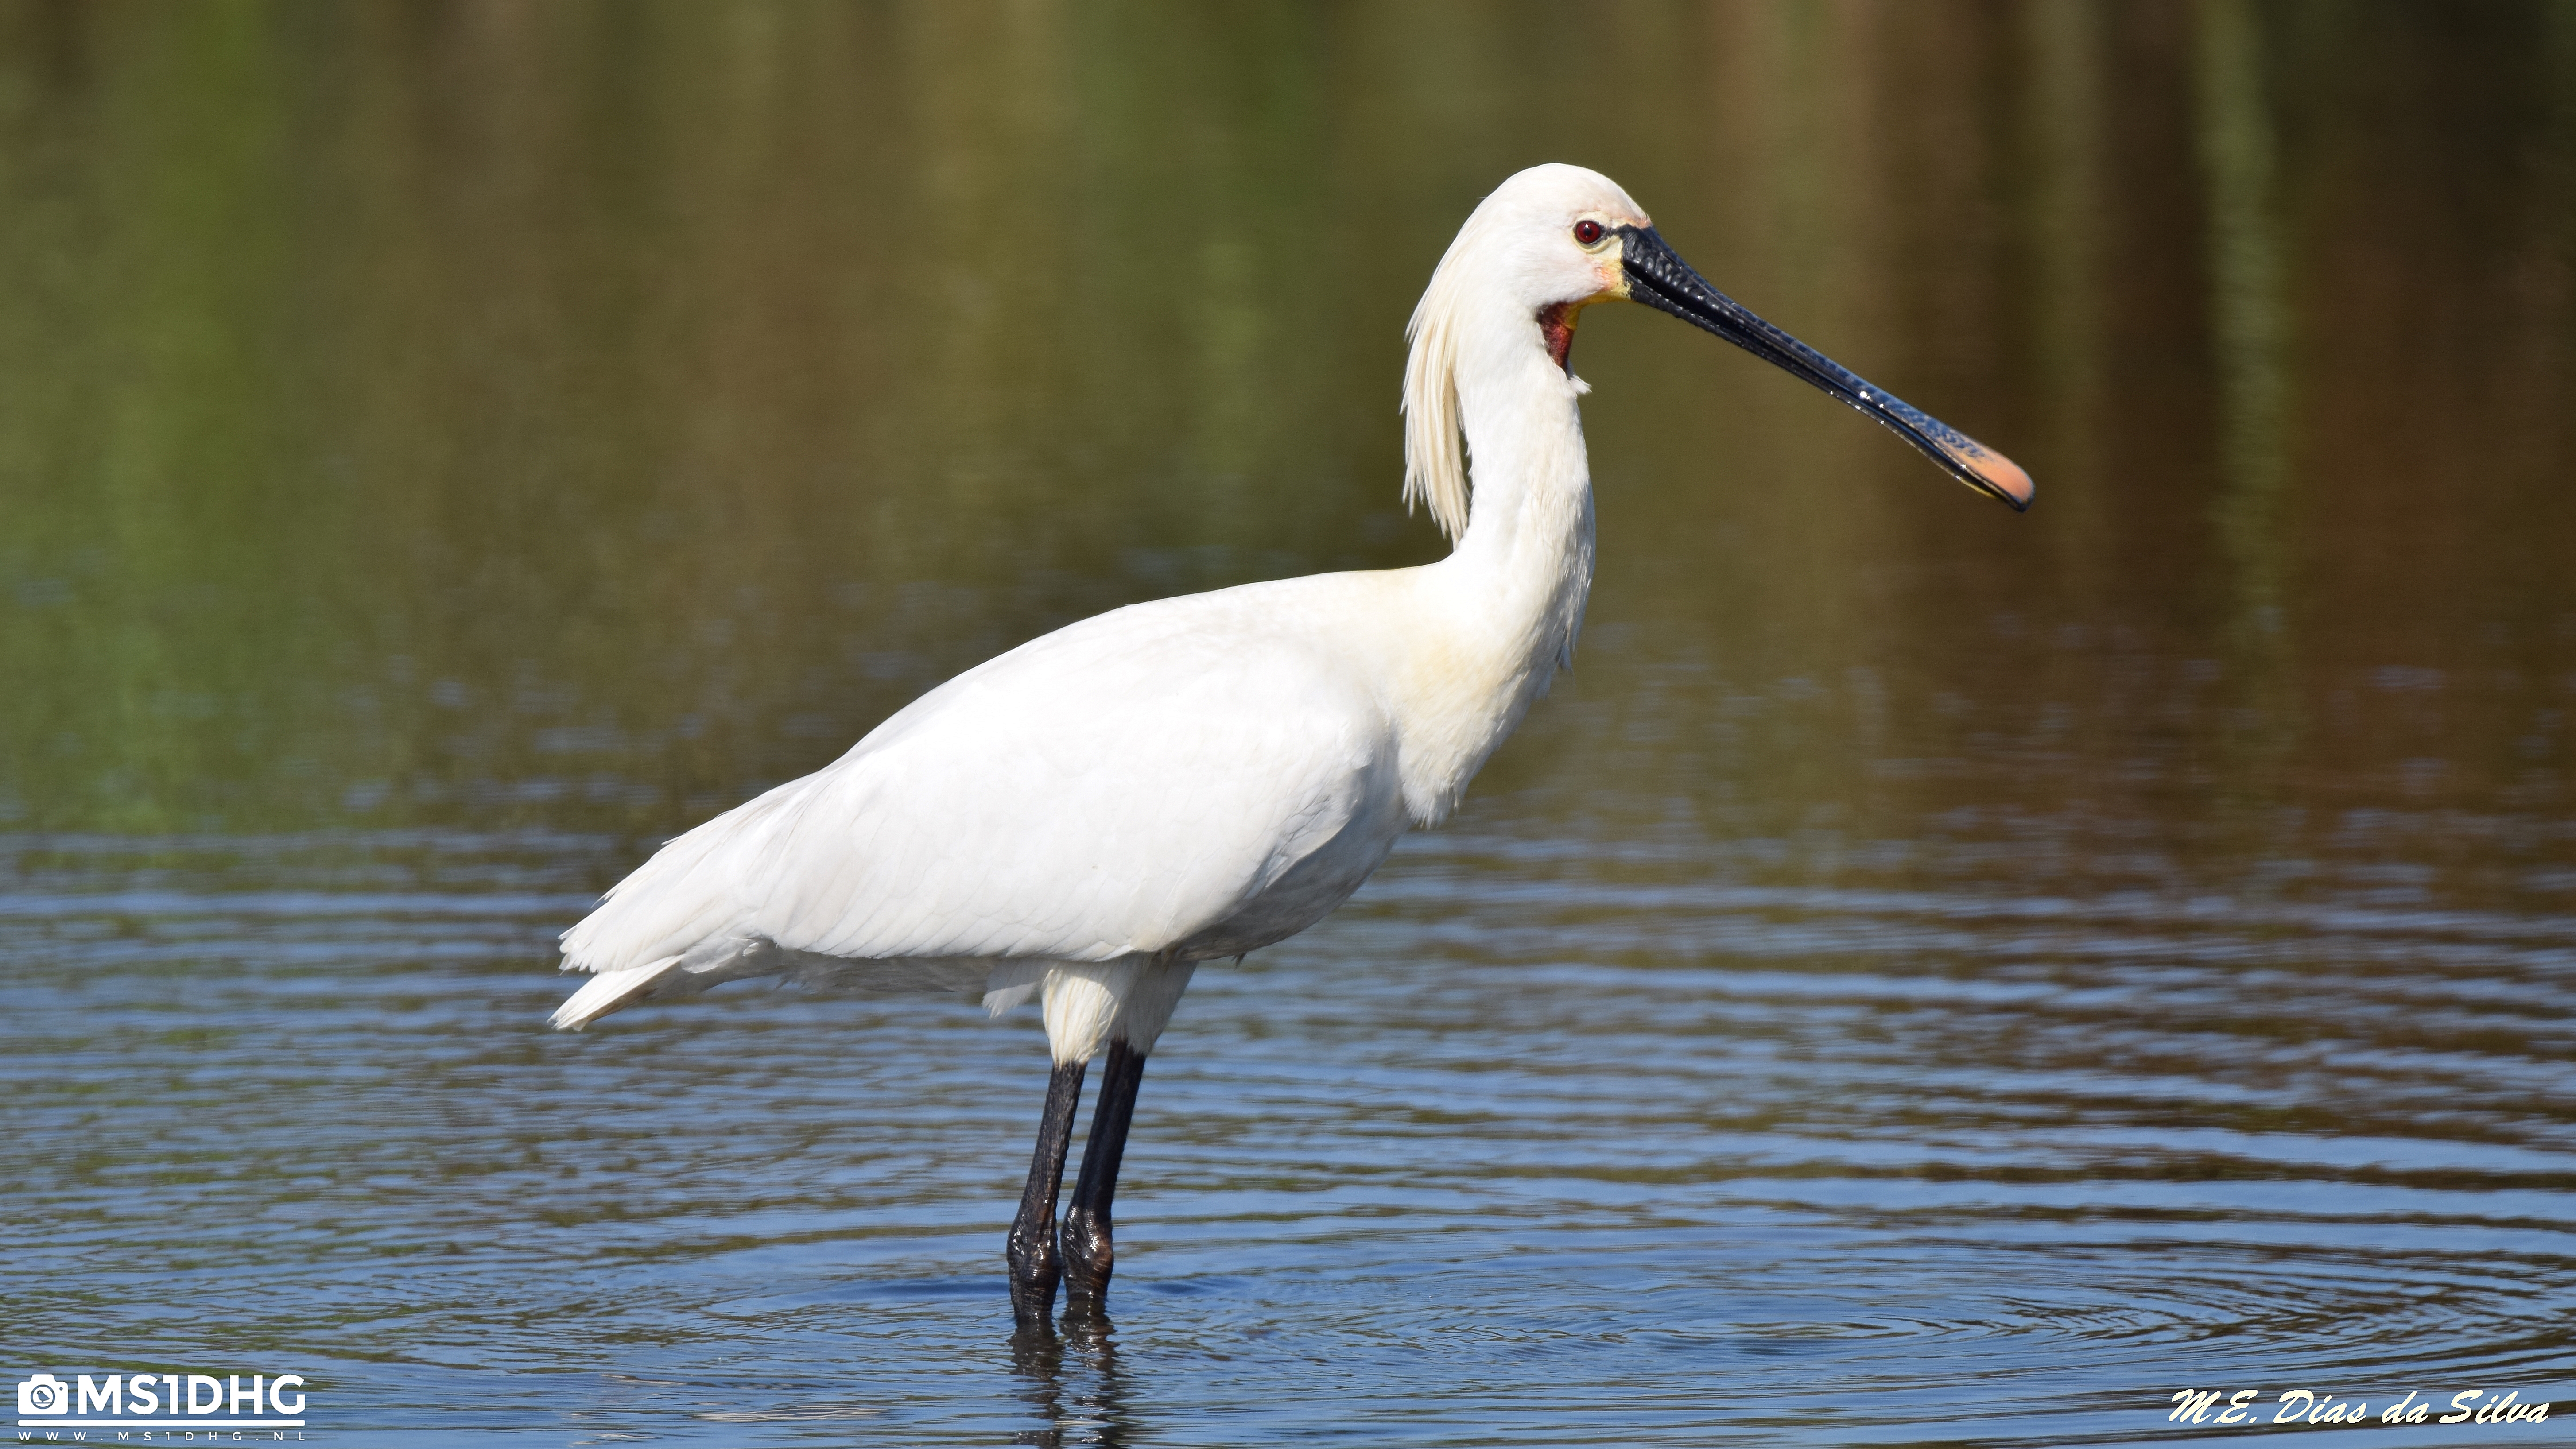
[1009,1317,1133,1449]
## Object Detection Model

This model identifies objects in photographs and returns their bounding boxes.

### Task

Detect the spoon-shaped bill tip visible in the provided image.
[1958,450,2019,512]
[1929,430,2034,511]
[1615,224,2035,513]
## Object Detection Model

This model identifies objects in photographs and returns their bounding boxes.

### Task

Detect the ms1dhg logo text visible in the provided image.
[17,1370,310,1440]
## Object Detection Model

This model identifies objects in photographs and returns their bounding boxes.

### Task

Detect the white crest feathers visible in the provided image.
[1401,215,1480,542]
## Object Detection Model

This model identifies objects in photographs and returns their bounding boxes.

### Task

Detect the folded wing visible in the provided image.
[557,587,1405,1007]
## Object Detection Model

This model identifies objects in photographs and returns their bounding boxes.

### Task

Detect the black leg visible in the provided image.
[1060,1037,1147,1313]
[1008,1058,1086,1329]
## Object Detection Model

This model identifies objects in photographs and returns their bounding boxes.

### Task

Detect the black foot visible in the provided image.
[1059,1204,1113,1313]
[1008,1219,1063,1329]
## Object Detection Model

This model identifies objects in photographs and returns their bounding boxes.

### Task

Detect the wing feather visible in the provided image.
[559,583,1404,980]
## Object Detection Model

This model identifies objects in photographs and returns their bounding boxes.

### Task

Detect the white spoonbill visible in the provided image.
[548,163,2031,1327]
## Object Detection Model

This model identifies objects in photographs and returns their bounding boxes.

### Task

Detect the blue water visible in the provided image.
[9,814,2572,1445]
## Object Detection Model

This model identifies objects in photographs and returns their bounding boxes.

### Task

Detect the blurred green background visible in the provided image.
[1,0,2570,910]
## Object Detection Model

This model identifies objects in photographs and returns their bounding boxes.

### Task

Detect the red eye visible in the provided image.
[1573,219,1606,245]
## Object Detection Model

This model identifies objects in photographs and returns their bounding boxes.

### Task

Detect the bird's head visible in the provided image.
[1418,163,1657,364]
[1403,163,2032,539]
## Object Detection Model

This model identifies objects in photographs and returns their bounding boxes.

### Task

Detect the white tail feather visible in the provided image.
[559,783,810,976]
[549,957,684,1031]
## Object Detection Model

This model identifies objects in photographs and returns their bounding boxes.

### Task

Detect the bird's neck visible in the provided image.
[1398,339,1597,822]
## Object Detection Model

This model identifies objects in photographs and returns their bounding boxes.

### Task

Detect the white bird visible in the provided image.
[548,163,2031,1327]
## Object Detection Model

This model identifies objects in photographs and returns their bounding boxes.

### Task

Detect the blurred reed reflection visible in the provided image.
[0,0,2568,880]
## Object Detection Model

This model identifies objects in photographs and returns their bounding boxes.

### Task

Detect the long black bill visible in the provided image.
[1615,225,2033,511]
